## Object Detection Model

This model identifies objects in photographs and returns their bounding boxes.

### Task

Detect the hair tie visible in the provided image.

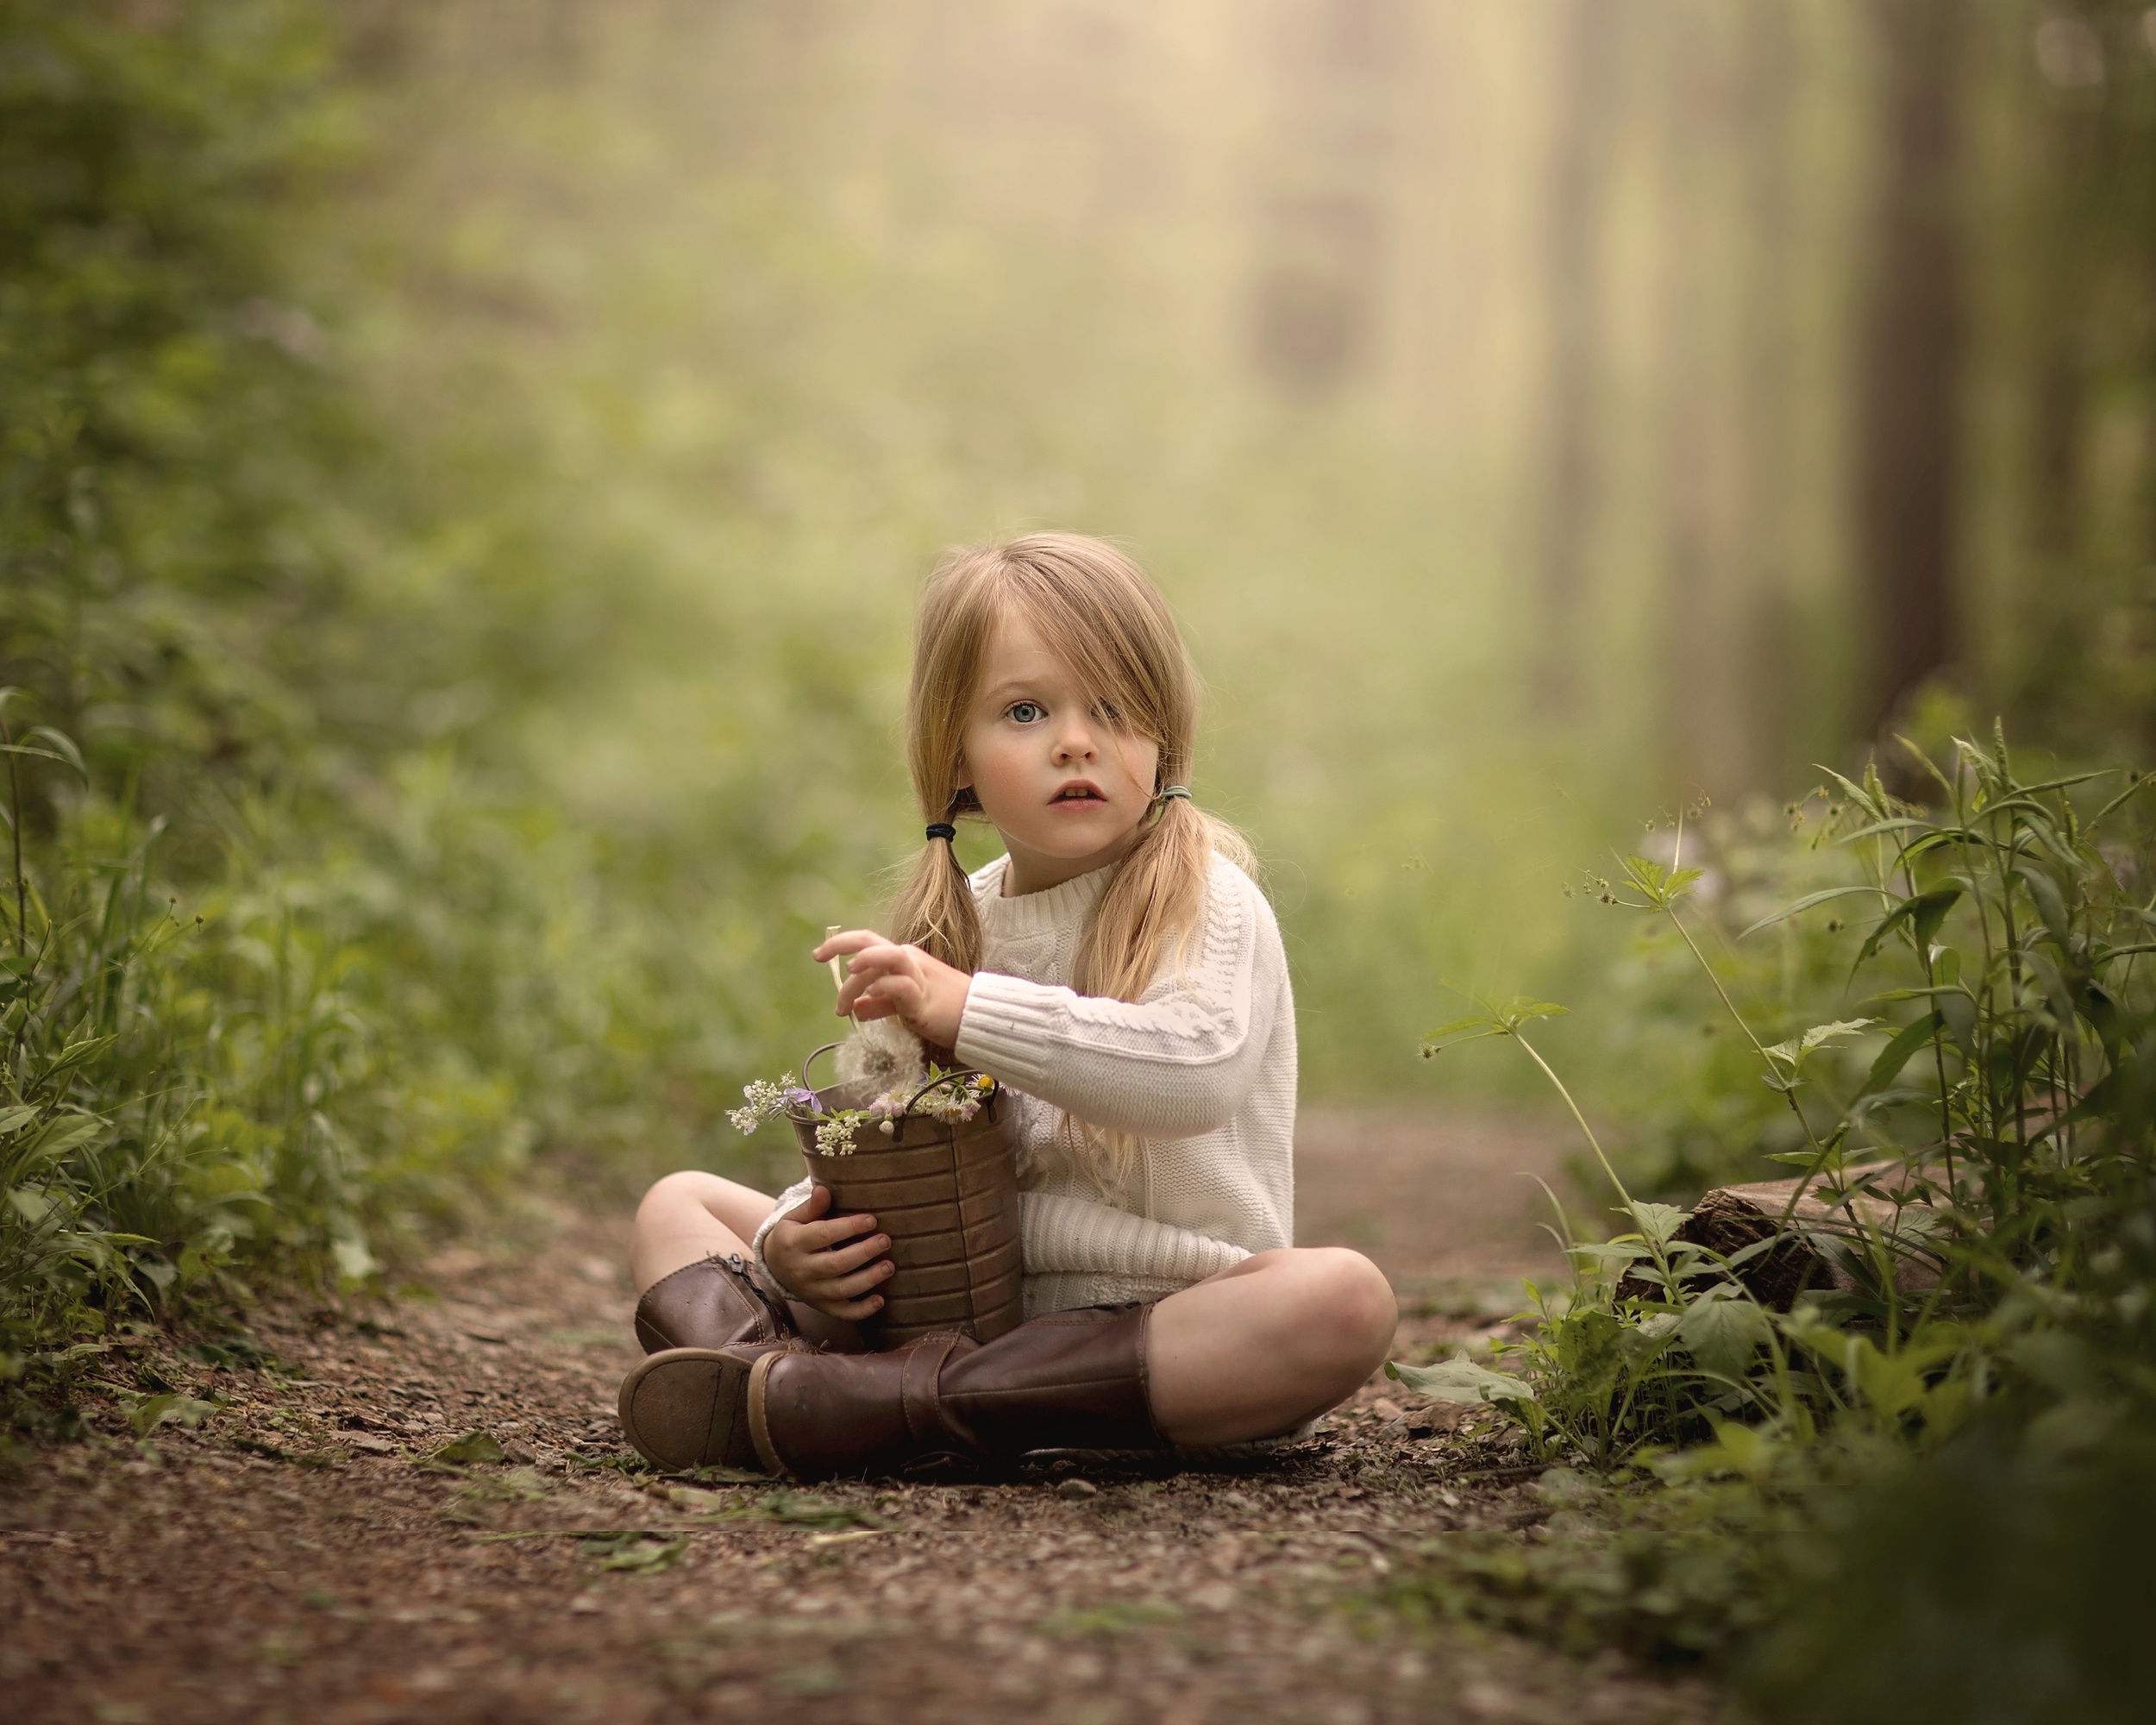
[925,822,957,842]
[1157,786,1193,803]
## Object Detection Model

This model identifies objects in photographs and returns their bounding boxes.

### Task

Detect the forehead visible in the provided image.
[975,608,1080,693]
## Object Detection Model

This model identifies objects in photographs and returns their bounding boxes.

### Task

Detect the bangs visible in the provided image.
[994,553,1188,746]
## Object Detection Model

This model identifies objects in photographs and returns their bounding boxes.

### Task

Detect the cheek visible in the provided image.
[962,728,1031,803]
[1116,737,1162,795]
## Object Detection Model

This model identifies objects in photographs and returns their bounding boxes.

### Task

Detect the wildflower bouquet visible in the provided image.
[729,1066,999,1156]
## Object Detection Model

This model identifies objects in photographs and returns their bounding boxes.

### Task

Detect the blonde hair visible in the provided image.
[888,534,1254,1185]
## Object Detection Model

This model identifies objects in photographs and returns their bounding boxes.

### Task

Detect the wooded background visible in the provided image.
[4,0,2152,1147]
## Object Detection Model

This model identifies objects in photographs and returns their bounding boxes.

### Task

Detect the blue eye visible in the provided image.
[1008,701,1045,724]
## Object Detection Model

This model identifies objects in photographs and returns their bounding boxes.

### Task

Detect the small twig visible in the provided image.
[469,1526,720,1541]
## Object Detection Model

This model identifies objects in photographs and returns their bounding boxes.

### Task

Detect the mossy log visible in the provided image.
[1619,1169,1945,1310]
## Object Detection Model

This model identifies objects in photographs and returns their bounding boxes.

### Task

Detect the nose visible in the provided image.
[1050,712,1099,763]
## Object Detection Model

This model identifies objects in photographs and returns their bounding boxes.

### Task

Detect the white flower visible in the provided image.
[728,1073,802,1137]
[814,1114,858,1156]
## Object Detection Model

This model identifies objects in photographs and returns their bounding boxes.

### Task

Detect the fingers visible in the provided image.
[794,1248,894,1317]
[838,970,922,1020]
[793,1211,880,1252]
[825,1258,895,1300]
[812,928,891,963]
[820,1229,892,1274]
[783,1184,832,1224]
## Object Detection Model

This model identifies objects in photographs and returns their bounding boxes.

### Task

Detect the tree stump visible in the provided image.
[1618,1168,1944,1309]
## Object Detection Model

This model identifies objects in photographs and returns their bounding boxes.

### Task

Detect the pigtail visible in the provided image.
[1073,793,1244,1001]
[1067,790,1255,1197]
[889,800,984,976]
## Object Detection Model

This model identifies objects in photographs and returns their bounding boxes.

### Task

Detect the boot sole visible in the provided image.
[617,1347,770,1474]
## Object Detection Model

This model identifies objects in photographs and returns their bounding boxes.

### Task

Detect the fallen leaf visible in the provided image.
[432,1430,507,1465]
[128,1393,220,1437]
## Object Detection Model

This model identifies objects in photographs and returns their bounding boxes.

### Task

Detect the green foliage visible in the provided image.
[1743,1419,2156,1725]
[0,2,881,1425]
[1388,728,2156,1706]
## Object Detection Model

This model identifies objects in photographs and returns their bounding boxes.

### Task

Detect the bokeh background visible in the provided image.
[5,0,2155,1292]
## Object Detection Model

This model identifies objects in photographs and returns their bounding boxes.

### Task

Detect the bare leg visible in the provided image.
[630,1170,776,1296]
[1146,1247,1397,1448]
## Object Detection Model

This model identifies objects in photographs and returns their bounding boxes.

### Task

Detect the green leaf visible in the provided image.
[1835,818,1936,845]
[432,1430,507,1465]
[1762,1019,1877,1074]
[129,1393,220,1437]
[1507,1000,1570,1023]
[1937,989,1977,1057]
[1909,887,1963,951]
[332,1235,377,1283]
[589,1534,686,1572]
[1858,887,1963,965]
[1859,1012,1944,1095]
[1566,1240,1649,1264]
[2010,862,2072,950]
[1626,1201,1692,1247]
[1801,1018,1878,1055]
[1677,1296,1771,1383]
[1422,1016,1495,1042]
[22,725,88,785]
[1738,885,1891,941]
[1386,1353,1537,1409]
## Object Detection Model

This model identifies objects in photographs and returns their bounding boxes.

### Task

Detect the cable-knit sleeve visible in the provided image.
[1018,1192,1250,1283]
[953,861,1281,1138]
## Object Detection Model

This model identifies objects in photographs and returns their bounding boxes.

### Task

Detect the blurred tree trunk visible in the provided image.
[2015,82,2097,742]
[1656,3,1726,798]
[1248,0,1395,397]
[1853,0,1968,741]
[1534,0,1617,717]
[1736,0,1798,793]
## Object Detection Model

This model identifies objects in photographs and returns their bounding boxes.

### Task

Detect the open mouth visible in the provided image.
[1051,781,1106,806]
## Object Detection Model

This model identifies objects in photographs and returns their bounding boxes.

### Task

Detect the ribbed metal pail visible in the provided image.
[789,1047,1023,1346]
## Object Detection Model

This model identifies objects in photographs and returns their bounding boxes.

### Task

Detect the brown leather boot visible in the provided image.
[617,1305,1161,1478]
[632,1253,795,1353]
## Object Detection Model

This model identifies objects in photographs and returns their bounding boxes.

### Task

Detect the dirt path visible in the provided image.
[2,1110,1709,1725]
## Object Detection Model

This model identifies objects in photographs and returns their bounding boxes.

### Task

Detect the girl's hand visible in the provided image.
[764,1184,893,1319]
[813,928,972,1049]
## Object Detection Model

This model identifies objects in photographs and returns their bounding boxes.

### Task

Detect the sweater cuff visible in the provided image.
[954,970,1067,1092]
[752,1176,814,1302]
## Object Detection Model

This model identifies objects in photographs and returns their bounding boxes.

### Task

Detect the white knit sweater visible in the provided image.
[755,851,1296,1317]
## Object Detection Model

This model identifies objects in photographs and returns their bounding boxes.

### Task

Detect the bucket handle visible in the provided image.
[799,1041,845,1101]
[796,1041,997,1116]
[902,1066,998,1114]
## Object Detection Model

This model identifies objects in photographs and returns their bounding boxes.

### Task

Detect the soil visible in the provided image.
[2,1109,1716,1725]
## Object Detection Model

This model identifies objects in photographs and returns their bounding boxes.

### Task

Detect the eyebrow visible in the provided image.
[979,676,1052,703]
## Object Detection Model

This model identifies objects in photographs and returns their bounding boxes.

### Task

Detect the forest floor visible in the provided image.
[2,1107,1719,1725]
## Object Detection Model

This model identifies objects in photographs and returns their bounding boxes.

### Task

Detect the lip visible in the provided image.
[1049,779,1108,807]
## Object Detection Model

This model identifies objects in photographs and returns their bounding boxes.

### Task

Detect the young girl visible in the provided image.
[618,533,1395,1477]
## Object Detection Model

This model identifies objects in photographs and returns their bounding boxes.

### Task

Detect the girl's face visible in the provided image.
[958,610,1162,894]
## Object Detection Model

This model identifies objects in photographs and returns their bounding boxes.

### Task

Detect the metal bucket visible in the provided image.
[788,1043,1024,1346]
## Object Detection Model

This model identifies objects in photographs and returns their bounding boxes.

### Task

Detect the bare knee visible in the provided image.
[1307,1248,1396,1371]
[1248,1247,1396,1390]
[636,1169,723,1230]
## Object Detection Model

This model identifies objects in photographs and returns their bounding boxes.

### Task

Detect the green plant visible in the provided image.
[1387,728,2156,1706]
